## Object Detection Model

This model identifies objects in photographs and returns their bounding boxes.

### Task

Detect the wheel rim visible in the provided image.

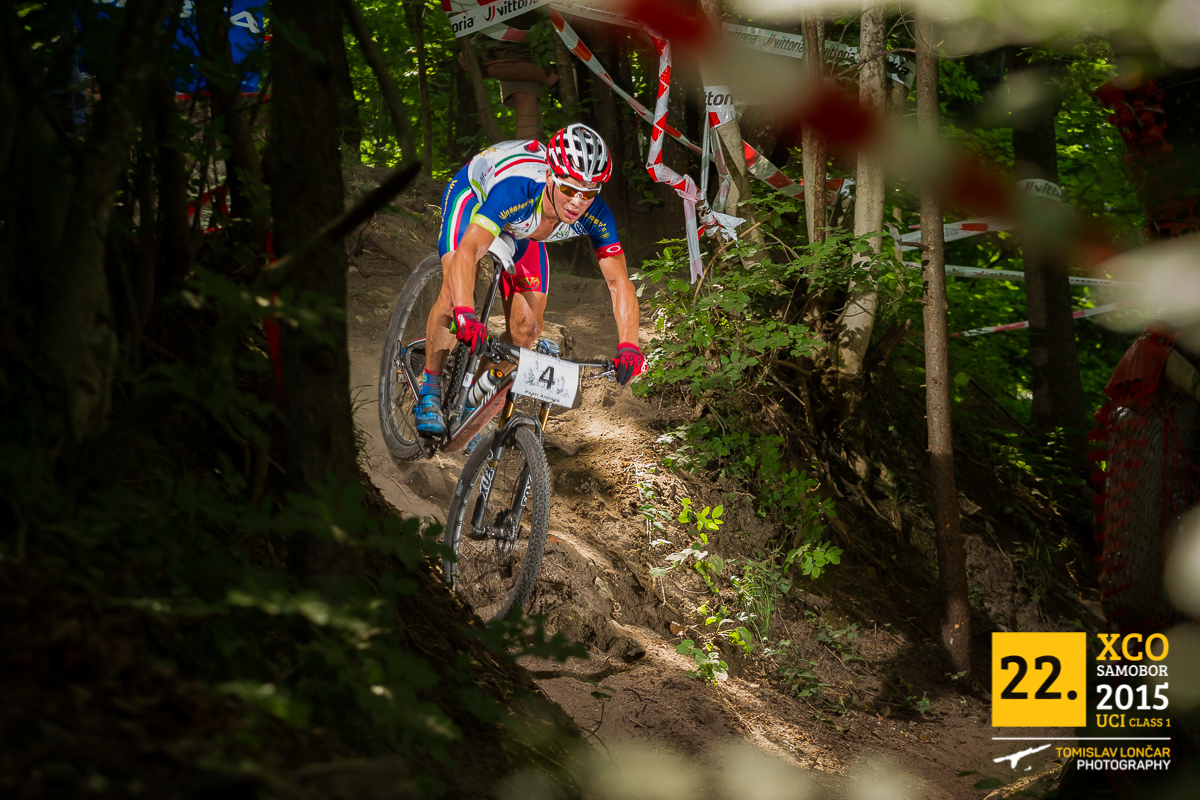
[454,456,534,621]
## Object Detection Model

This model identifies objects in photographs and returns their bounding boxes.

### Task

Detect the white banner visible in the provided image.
[446,0,548,38]
[1017,178,1064,205]
[722,23,915,88]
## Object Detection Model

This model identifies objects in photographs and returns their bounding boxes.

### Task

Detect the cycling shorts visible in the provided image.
[440,164,549,298]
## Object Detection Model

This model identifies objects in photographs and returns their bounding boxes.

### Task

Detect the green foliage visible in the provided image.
[779,658,830,700]
[648,499,724,591]
[811,616,865,663]
[784,540,844,581]
[675,639,728,684]
[0,262,578,786]
[637,223,909,403]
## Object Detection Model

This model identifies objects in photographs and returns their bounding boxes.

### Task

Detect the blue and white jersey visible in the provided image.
[465,140,623,256]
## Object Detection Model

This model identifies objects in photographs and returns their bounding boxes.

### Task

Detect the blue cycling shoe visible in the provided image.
[414,383,445,435]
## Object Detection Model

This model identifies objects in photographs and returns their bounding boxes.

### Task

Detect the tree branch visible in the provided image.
[262,160,421,285]
[339,0,418,165]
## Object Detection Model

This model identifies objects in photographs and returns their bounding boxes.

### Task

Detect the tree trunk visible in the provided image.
[38,0,172,451]
[333,4,363,157]
[801,14,828,244]
[1009,50,1087,478]
[151,74,194,295]
[553,29,579,109]
[458,36,505,144]
[835,1,888,385]
[917,10,971,678]
[406,1,433,175]
[451,60,477,164]
[269,0,360,581]
[591,30,628,236]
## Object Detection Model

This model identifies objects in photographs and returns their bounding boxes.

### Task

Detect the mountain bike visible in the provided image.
[378,235,610,620]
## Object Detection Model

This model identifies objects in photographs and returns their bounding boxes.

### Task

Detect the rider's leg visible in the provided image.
[426,166,477,375]
[416,166,476,435]
[497,240,549,372]
[501,288,547,352]
[423,253,458,373]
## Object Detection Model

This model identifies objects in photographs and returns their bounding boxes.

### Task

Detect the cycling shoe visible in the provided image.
[414,384,445,435]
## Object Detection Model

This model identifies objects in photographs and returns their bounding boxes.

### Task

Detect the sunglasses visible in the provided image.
[552,177,600,200]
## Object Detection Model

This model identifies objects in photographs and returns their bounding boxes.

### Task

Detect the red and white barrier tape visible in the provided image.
[903,263,1136,288]
[951,301,1131,338]
[451,2,1051,279]
[645,36,705,280]
[551,11,742,281]
[890,217,1014,251]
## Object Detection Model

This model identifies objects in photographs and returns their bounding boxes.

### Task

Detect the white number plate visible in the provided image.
[512,348,579,408]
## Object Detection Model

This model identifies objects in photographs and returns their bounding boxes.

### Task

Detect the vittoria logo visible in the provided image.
[484,0,535,24]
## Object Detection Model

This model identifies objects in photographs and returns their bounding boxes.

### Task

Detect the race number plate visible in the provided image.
[512,347,579,408]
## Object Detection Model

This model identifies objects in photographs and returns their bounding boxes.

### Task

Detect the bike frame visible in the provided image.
[467,341,609,539]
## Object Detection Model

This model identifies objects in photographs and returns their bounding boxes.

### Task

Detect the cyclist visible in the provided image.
[415,124,646,435]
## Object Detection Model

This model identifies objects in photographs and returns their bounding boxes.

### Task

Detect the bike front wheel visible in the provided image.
[378,254,443,460]
[444,425,552,622]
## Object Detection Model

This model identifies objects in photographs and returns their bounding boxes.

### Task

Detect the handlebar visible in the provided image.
[489,339,612,372]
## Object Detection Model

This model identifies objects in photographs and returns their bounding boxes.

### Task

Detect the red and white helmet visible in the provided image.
[546,124,612,184]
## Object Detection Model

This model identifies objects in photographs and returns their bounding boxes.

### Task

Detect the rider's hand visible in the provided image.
[451,306,488,355]
[613,342,646,386]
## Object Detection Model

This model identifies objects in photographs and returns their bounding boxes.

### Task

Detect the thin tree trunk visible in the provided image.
[553,29,579,109]
[458,36,505,144]
[407,1,433,175]
[270,0,360,581]
[341,0,417,161]
[836,1,888,385]
[151,74,193,295]
[801,14,828,244]
[917,9,971,678]
[333,4,363,157]
[451,58,478,163]
[1010,50,1087,478]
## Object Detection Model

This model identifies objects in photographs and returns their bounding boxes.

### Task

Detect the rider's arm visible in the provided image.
[446,223,495,308]
[597,251,639,346]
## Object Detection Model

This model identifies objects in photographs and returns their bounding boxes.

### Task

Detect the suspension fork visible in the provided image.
[469,396,513,531]
[469,395,548,538]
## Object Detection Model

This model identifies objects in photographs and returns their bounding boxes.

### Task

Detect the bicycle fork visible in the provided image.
[467,399,532,542]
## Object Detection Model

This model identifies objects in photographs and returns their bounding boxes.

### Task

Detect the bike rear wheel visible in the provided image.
[378,255,443,460]
[444,425,551,621]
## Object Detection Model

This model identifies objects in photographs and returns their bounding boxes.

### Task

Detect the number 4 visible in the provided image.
[230,10,260,33]
[539,366,555,389]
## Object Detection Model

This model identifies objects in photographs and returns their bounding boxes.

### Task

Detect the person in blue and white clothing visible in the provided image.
[415,124,646,435]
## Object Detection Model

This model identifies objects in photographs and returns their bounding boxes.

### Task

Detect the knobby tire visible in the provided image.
[378,255,443,460]
[444,425,552,622]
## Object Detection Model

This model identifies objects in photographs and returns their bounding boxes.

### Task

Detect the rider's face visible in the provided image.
[547,171,600,221]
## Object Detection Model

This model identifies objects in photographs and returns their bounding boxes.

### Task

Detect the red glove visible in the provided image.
[613,342,646,386]
[451,306,487,355]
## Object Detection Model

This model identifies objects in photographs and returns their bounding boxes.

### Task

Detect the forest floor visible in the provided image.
[346,173,1103,799]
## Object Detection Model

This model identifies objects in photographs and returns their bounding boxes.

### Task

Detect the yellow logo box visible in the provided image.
[992,632,1087,728]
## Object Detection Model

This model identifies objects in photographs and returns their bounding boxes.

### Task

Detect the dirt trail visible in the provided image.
[344,178,1066,799]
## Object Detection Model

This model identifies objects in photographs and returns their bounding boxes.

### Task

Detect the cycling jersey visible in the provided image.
[461,140,623,257]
